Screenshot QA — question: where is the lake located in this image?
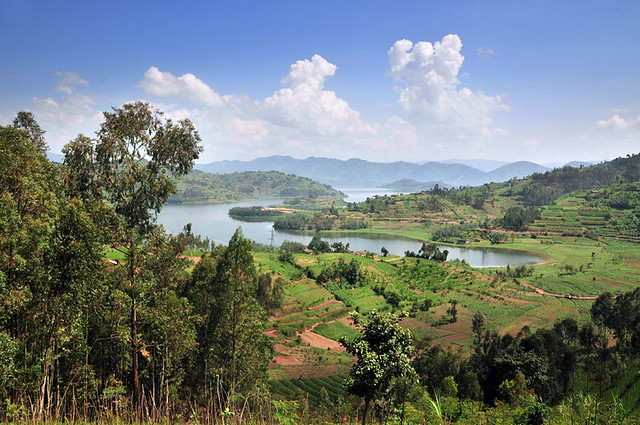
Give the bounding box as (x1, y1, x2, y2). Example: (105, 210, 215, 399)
(156, 195, 542, 268)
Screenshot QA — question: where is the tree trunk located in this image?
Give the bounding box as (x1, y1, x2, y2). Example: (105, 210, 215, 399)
(130, 240, 140, 423)
(38, 315, 56, 420)
(132, 296, 140, 423)
(362, 399, 370, 425)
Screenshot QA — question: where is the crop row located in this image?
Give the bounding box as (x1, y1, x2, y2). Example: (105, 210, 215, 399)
(268, 375, 348, 402)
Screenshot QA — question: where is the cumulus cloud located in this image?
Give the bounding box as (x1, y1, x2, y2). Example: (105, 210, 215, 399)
(262, 54, 362, 135)
(596, 114, 639, 130)
(137, 67, 223, 107)
(387, 35, 506, 132)
(137, 56, 418, 161)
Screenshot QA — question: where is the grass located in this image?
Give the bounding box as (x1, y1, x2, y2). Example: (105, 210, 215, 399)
(268, 375, 348, 402)
(254, 186, 640, 385)
(313, 321, 361, 342)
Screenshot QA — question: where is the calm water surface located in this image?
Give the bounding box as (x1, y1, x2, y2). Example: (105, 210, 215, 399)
(157, 192, 541, 268)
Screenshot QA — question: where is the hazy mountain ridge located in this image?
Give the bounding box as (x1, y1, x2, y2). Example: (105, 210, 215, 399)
(381, 179, 451, 192)
(489, 161, 550, 181)
(47, 151, 590, 188)
(195, 156, 556, 187)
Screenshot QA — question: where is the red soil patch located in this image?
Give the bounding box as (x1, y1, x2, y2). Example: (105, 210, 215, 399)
(339, 316, 356, 328)
(272, 355, 303, 366)
(298, 330, 346, 352)
(273, 343, 290, 354)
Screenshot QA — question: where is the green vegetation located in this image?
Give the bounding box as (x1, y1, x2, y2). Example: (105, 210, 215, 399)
(6, 108, 640, 423)
(170, 169, 344, 204)
(228, 205, 285, 221)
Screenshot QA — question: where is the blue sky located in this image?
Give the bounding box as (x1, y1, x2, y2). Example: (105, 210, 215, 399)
(1, 0, 639, 164)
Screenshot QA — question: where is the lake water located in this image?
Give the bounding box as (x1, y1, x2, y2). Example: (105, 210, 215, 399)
(156, 193, 541, 268)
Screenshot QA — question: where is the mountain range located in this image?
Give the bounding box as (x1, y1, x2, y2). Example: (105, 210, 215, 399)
(46, 151, 594, 189)
(194, 156, 592, 188)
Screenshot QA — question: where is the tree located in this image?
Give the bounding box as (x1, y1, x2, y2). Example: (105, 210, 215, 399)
(61, 134, 101, 202)
(64, 101, 202, 420)
(340, 310, 417, 425)
(0, 125, 60, 415)
(12, 111, 47, 153)
(308, 236, 331, 253)
(207, 229, 271, 406)
(139, 229, 198, 417)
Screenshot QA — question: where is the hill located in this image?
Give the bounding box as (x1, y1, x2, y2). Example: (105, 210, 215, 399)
(381, 178, 451, 192)
(488, 160, 550, 180)
(169, 169, 344, 204)
(438, 158, 509, 172)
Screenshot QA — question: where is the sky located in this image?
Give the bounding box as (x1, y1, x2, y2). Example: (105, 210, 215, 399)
(1, 0, 639, 165)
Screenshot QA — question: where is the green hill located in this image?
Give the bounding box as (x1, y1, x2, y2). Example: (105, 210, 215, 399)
(169, 169, 345, 204)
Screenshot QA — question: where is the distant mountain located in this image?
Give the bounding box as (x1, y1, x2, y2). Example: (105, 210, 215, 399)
(46, 152, 64, 163)
(563, 161, 595, 168)
(196, 156, 496, 187)
(195, 156, 555, 188)
(488, 161, 550, 181)
(381, 179, 451, 192)
(438, 158, 509, 172)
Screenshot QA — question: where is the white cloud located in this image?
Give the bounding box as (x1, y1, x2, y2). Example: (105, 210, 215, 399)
(281, 54, 336, 90)
(595, 114, 639, 130)
(387, 35, 507, 132)
(137, 67, 223, 107)
(262, 54, 362, 136)
(477, 47, 494, 57)
(32, 72, 102, 152)
(228, 118, 270, 141)
(55, 71, 88, 95)
(138, 57, 418, 162)
(134, 40, 513, 162)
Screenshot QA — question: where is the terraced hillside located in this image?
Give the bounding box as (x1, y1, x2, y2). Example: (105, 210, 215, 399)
(253, 249, 600, 391)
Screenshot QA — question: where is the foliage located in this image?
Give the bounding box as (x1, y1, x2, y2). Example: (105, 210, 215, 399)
(12, 110, 47, 153)
(317, 258, 367, 287)
(308, 236, 332, 253)
(190, 228, 272, 403)
(500, 206, 541, 231)
(405, 242, 449, 262)
(340, 310, 417, 425)
(228, 206, 284, 221)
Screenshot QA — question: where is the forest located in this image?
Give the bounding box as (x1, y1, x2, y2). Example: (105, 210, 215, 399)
(4, 104, 640, 425)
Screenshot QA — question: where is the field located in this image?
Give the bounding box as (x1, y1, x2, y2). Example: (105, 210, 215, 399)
(253, 182, 640, 407)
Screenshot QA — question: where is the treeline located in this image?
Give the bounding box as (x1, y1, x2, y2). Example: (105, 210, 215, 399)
(0, 106, 282, 423)
(273, 211, 368, 231)
(228, 206, 284, 221)
(333, 288, 640, 425)
(515, 155, 640, 207)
